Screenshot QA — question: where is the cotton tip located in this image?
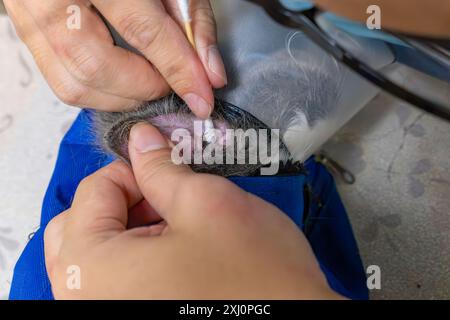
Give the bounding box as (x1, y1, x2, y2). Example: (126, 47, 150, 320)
(204, 118, 217, 144)
(177, 0, 191, 22)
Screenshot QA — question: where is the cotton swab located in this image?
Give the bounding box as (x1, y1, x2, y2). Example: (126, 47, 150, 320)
(177, 0, 196, 48)
(177, 0, 217, 144)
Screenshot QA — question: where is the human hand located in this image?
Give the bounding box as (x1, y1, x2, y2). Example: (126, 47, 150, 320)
(4, 0, 227, 118)
(44, 122, 340, 299)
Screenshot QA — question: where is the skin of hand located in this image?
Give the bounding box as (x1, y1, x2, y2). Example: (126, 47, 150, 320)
(44, 122, 342, 300)
(314, 0, 450, 39)
(4, 0, 227, 119)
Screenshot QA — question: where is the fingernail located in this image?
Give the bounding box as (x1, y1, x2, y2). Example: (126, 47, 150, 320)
(207, 46, 228, 85)
(129, 123, 168, 153)
(183, 93, 212, 119)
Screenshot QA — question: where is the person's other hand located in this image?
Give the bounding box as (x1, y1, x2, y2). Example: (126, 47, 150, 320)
(44, 122, 340, 299)
(314, 0, 450, 39)
(4, 0, 227, 118)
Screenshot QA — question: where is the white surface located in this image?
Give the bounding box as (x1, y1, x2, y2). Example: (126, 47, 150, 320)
(0, 17, 78, 299)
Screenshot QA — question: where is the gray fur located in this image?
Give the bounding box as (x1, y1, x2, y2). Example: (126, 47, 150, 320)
(92, 49, 343, 177)
(93, 95, 299, 177)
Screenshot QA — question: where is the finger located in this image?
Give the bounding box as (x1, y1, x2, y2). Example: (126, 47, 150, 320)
(27, 19, 140, 109)
(44, 211, 69, 277)
(70, 161, 143, 241)
(3, 0, 30, 41)
(8, 0, 144, 110)
(24, 0, 170, 104)
(165, 0, 227, 88)
(91, 0, 215, 119)
(128, 122, 193, 225)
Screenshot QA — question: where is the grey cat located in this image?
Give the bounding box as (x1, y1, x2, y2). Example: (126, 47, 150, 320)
(94, 94, 299, 177)
(93, 50, 339, 177)
(94, 1, 379, 177)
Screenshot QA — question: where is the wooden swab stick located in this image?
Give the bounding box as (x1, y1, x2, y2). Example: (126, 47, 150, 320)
(184, 21, 196, 49)
(177, 0, 196, 47)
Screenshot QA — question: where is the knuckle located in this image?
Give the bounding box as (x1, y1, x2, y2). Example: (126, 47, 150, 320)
(53, 80, 87, 106)
(65, 45, 105, 84)
(75, 175, 106, 204)
(78, 171, 108, 193)
(107, 160, 129, 174)
(193, 6, 217, 45)
(194, 5, 217, 29)
(118, 12, 166, 51)
(164, 64, 194, 92)
(156, 49, 194, 92)
(77, 175, 94, 192)
(38, 13, 58, 31)
(45, 213, 64, 240)
(144, 81, 170, 100)
(75, 162, 132, 204)
(98, 161, 131, 183)
(43, 212, 68, 277)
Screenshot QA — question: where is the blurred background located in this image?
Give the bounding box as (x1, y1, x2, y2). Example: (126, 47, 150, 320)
(0, 1, 449, 299)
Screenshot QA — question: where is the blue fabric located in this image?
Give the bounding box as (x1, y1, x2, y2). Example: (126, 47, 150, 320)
(9, 110, 368, 300)
(229, 175, 305, 230)
(302, 157, 368, 299)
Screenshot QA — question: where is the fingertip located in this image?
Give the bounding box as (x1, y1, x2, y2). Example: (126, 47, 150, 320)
(129, 122, 169, 155)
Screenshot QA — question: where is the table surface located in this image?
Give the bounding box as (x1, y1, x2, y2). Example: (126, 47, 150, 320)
(0, 15, 449, 300)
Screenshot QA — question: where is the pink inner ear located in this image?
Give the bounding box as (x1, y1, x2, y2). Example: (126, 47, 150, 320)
(119, 113, 230, 158)
(151, 113, 199, 138)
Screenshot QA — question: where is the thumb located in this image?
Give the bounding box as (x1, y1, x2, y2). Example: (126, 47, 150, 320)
(128, 122, 193, 225)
